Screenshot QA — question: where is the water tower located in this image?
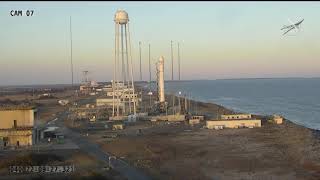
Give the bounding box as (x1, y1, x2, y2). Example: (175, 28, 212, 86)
(112, 9, 137, 117)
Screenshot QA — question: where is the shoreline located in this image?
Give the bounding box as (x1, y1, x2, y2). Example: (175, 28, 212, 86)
(137, 84, 320, 136)
(187, 95, 320, 137)
(195, 98, 320, 134)
(3, 84, 319, 179)
(195, 97, 320, 132)
(104, 85, 320, 179)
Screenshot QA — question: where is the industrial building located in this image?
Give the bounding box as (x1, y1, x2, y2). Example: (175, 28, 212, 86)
(189, 119, 200, 125)
(221, 114, 252, 120)
(191, 115, 204, 121)
(206, 119, 261, 129)
(96, 98, 122, 107)
(102, 84, 113, 92)
(78, 70, 102, 95)
(79, 81, 99, 94)
(272, 114, 283, 124)
(206, 114, 261, 129)
(0, 106, 37, 147)
(112, 124, 124, 130)
(151, 114, 186, 122)
(69, 105, 109, 123)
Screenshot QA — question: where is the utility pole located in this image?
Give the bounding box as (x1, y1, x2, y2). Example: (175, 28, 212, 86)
(149, 92, 152, 109)
(32, 88, 35, 101)
(184, 94, 188, 113)
(139, 41, 142, 81)
(178, 91, 181, 114)
(171, 40, 174, 81)
(178, 95, 181, 114)
(195, 98, 198, 115)
(69, 16, 74, 88)
(166, 101, 168, 116)
(189, 94, 191, 114)
(188, 94, 191, 112)
(148, 44, 152, 107)
(178, 42, 181, 81)
(172, 93, 175, 115)
(149, 44, 151, 84)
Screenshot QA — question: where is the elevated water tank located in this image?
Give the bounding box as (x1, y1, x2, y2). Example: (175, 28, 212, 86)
(114, 9, 129, 24)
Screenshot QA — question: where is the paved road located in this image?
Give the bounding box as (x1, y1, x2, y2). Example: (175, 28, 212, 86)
(53, 103, 150, 180)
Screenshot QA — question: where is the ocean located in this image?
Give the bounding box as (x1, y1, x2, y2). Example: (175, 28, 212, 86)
(161, 78, 320, 130)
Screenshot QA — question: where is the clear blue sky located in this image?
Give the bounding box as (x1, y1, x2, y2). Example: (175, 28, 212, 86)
(1, 1, 320, 85)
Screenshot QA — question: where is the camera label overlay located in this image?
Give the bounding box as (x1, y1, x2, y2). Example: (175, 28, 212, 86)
(10, 10, 34, 16)
(9, 165, 75, 174)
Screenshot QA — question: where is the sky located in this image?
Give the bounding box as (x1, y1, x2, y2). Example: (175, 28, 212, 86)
(0, 1, 320, 85)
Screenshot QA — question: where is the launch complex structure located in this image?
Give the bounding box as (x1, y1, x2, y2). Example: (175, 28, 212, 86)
(110, 9, 171, 118)
(156, 56, 167, 112)
(112, 10, 137, 119)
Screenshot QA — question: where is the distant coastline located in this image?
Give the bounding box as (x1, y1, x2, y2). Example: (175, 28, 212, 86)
(2, 76, 320, 132)
(160, 79, 320, 131)
(179, 77, 320, 81)
(163, 88, 320, 133)
(213, 77, 320, 81)
(2, 77, 320, 87)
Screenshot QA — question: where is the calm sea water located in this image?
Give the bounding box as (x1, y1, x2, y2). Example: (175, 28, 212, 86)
(162, 78, 320, 130)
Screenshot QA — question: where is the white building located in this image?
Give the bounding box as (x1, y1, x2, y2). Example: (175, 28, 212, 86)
(221, 114, 252, 120)
(96, 98, 122, 107)
(206, 114, 261, 130)
(206, 119, 261, 129)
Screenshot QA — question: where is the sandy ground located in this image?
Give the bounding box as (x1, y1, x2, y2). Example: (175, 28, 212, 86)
(0, 88, 126, 179)
(94, 121, 320, 180)
(0, 90, 82, 126)
(90, 96, 320, 180)
(2, 85, 320, 179)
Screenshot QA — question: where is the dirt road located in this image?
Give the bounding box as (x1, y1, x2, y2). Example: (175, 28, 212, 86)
(52, 102, 150, 180)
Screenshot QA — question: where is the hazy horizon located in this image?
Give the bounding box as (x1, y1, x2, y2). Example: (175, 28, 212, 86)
(1, 1, 320, 86)
(1, 77, 320, 88)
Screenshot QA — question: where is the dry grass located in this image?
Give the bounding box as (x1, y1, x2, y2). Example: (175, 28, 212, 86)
(96, 118, 320, 180)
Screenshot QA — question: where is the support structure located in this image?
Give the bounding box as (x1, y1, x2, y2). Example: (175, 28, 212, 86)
(139, 41, 142, 81)
(69, 16, 74, 88)
(148, 44, 152, 107)
(178, 42, 181, 81)
(172, 93, 175, 115)
(171, 40, 174, 81)
(148, 44, 151, 84)
(184, 93, 188, 113)
(112, 9, 137, 118)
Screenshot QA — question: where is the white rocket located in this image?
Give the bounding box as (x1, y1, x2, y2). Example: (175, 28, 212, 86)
(157, 56, 165, 103)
